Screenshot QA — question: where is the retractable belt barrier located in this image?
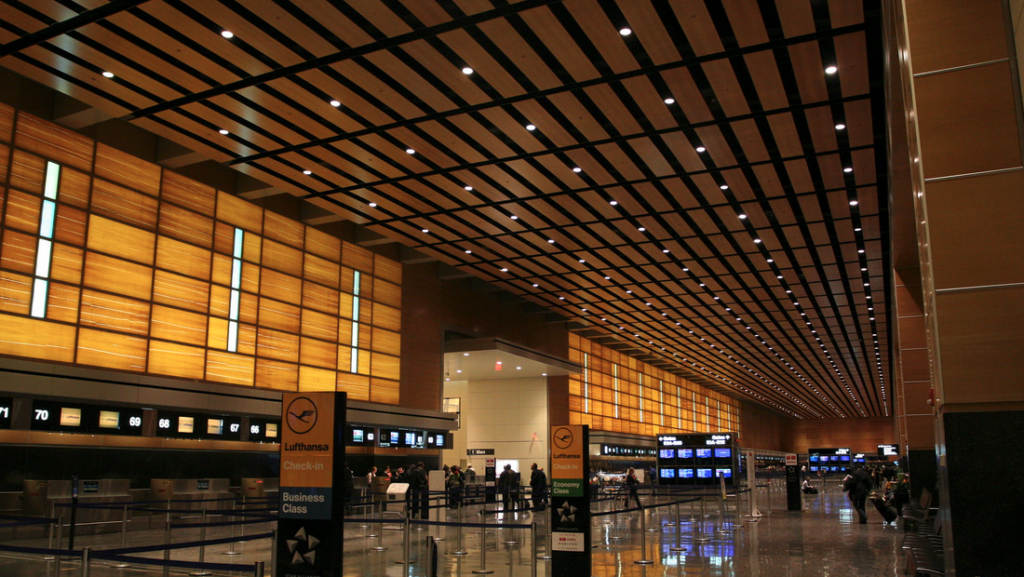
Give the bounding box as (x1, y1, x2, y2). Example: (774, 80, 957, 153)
(0, 543, 81, 556)
(89, 550, 262, 573)
(591, 496, 701, 518)
(91, 531, 272, 557)
(171, 516, 276, 529)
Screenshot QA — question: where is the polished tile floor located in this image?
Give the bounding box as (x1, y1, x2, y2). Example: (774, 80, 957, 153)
(0, 481, 903, 576)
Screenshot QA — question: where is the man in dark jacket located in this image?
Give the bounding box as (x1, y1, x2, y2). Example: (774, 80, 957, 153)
(529, 463, 547, 511)
(498, 464, 516, 511)
(408, 462, 429, 519)
(844, 466, 873, 524)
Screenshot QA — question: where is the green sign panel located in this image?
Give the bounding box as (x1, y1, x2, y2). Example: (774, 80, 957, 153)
(552, 479, 584, 497)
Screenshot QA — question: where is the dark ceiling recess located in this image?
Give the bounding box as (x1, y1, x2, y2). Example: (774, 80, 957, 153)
(0, 0, 890, 420)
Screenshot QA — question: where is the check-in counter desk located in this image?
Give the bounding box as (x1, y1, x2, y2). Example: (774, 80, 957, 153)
(19, 479, 132, 537)
(149, 478, 234, 512)
(240, 477, 279, 501)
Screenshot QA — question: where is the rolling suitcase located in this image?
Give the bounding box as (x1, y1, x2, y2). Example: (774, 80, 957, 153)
(871, 496, 898, 524)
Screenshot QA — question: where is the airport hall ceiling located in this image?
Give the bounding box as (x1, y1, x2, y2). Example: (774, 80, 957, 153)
(0, 0, 891, 420)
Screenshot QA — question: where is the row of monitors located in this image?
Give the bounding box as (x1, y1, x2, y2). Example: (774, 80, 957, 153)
(600, 445, 658, 457)
(658, 447, 733, 460)
(809, 466, 849, 472)
(348, 425, 451, 450)
(24, 399, 280, 442)
(809, 455, 850, 463)
(660, 467, 733, 479)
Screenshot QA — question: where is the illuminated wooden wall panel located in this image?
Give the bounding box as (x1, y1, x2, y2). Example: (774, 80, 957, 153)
(568, 334, 741, 437)
(0, 109, 402, 403)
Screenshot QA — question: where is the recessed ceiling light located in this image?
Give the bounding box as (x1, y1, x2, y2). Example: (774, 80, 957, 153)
(463, 353, 469, 356)
(610, 200, 618, 206)
(825, 65, 838, 74)
(720, 184, 729, 190)
(465, 250, 472, 254)
(767, 259, 774, 263)
(738, 214, 747, 219)
(330, 100, 341, 107)
(849, 200, 859, 206)
(406, 148, 416, 154)
(462, 67, 474, 75)
(626, 290, 632, 294)
(572, 167, 582, 173)
(510, 215, 518, 220)
(500, 268, 508, 272)
(619, 27, 632, 36)
(421, 229, 429, 233)
(753, 239, 762, 243)
(532, 284, 539, 287)
(219, 129, 229, 135)
(836, 123, 846, 130)
(547, 239, 555, 243)
(638, 227, 646, 232)
(368, 202, 377, 208)
(578, 259, 585, 263)
(303, 170, 312, 175)
(102, 71, 115, 78)
(559, 296, 564, 300)
(526, 124, 536, 131)
(695, 146, 706, 153)
(858, 249, 865, 254)
(604, 276, 610, 280)
(664, 97, 675, 105)
(844, 167, 853, 173)
(662, 249, 669, 253)
(855, 227, 863, 232)
(464, 186, 473, 191)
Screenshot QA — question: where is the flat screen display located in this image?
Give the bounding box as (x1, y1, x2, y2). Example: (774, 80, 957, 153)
(809, 455, 819, 462)
(660, 469, 675, 478)
(830, 466, 839, 472)
(60, 407, 82, 427)
(98, 410, 120, 429)
(352, 428, 364, 443)
(390, 431, 399, 444)
(809, 466, 819, 472)
(206, 419, 223, 435)
(404, 432, 416, 446)
(714, 448, 731, 459)
(679, 469, 694, 479)
(178, 416, 194, 434)
(840, 455, 850, 462)
(819, 456, 829, 462)
(697, 468, 713, 479)
(266, 423, 278, 439)
(716, 468, 733, 478)
(659, 449, 675, 459)
(678, 448, 694, 459)
(696, 448, 712, 459)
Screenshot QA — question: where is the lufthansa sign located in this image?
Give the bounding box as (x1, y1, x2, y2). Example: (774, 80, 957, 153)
(280, 392, 337, 520)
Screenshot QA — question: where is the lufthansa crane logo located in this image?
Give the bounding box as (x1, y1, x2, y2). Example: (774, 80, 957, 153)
(553, 427, 574, 450)
(286, 397, 318, 435)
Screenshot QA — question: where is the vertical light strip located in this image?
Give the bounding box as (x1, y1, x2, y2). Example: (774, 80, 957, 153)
(582, 353, 590, 413)
(612, 364, 619, 418)
(638, 373, 644, 423)
(677, 388, 682, 428)
(350, 271, 361, 373)
(227, 228, 243, 352)
(659, 380, 664, 426)
(706, 398, 711, 431)
(692, 391, 698, 430)
(30, 162, 61, 318)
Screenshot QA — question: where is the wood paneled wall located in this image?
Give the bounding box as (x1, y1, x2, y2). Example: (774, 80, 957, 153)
(739, 401, 785, 452)
(0, 105, 402, 403)
(783, 417, 895, 454)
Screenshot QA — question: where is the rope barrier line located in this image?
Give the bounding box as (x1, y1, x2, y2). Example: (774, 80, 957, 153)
(0, 543, 82, 556)
(411, 519, 533, 530)
(591, 497, 701, 518)
(89, 552, 252, 572)
(0, 518, 56, 529)
(171, 516, 276, 529)
(92, 531, 273, 556)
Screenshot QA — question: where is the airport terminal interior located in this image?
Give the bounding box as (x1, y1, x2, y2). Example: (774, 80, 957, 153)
(0, 0, 1021, 576)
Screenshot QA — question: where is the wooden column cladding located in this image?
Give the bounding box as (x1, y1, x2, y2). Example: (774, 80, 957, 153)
(0, 105, 401, 403)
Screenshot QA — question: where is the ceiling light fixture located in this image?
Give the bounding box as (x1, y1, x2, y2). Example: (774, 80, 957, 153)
(462, 67, 474, 75)
(547, 239, 555, 244)
(330, 100, 341, 107)
(572, 167, 582, 173)
(221, 30, 234, 39)
(844, 167, 853, 173)
(619, 27, 632, 36)
(303, 170, 312, 175)
(368, 202, 377, 208)
(102, 71, 115, 78)
(738, 214, 747, 219)
(219, 129, 229, 135)
(720, 184, 729, 190)
(526, 124, 536, 131)
(421, 229, 429, 233)
(510, 215, 519, 220)
(664, 97, 675, 104)
(825, 65, 838, 74)
(464, 186, 473, 191)
(500, 268, 508, 272)
(610, 200, 618, 206)
(849, 200, 859, 206)
(754, 239, 762, 244)
(406, 148, 416, 154)
(696, 146, 706, 153)
(836, 123, 846, 130)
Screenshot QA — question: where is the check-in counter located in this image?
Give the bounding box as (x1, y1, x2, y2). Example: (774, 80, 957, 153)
(240, 477, 279, 500)
(30, 479, 132, 537)
(150, 479, 233, 511)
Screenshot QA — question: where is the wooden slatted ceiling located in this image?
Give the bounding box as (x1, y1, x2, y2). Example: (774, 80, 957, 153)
(0, 0, 891, 420)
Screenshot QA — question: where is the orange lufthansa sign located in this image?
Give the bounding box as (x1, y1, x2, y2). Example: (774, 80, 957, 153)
(551, 425, 585, 480)
(281, 392, 336, 489)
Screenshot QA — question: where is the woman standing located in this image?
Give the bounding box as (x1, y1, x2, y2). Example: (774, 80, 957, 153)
(624, 468, 641, 509)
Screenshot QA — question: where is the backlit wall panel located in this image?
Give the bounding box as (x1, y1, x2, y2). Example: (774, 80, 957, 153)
(569, 334, 740, 437)
(0, 105, 401, 403)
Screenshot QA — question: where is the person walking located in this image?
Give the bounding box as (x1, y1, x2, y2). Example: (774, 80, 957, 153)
(448, 465, 465, 509)
(408, 462, 429, 519)
(498, 464, 516, 511)
(529, 463, 547, 511)
(843, 465, 873, 524)
(624, 468, 641, 509)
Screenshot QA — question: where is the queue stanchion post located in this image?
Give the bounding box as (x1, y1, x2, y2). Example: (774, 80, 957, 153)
(188, 508, 212, 576)
(507, 535, 514, 577)
(452, 503, 467, 556)
(395, 510, 411, 567)
(633, 505, 653, 565)
(112, 504, 131, 568)
(270, 529, 278, 576)
(669, 501, 686, 553)
(530, 522, 539, 577)
(162, 520, 172, 577)
(52, 516, 63, 577)
(253, 560, 264, 577)
(693, 497, 710, 543)
(224, 499, 240, 555)
(370, 502, 388, 552)
(45, 503, 56, 561)
(472, 511, 493, 574)
(80, 547, 90, 577)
